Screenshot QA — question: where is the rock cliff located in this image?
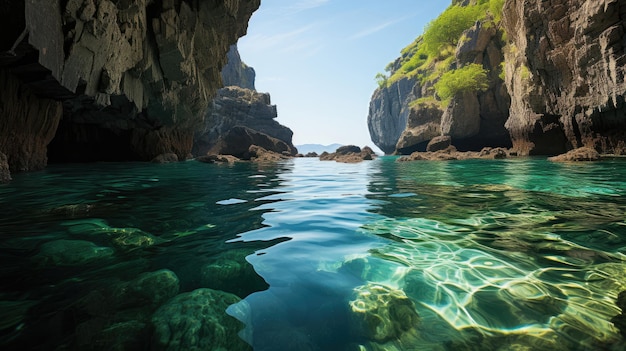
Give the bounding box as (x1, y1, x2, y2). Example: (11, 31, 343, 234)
(0, 0, 260, 171)
(193, 45, 297, 158)
(502, 0, 626, 155)
(369, 0, 626, 156)
(368, 2, 511, 155)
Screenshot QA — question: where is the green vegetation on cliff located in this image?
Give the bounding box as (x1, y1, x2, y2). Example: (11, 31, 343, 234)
(434, 63, 489, 103)
(375, 0, 505, 104)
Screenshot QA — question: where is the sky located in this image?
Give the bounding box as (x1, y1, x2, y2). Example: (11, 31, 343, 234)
(238, 0, 451, 151)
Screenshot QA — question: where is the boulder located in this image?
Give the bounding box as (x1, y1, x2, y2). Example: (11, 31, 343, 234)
(320, 145, 376, 163)
(36, 239, 114, 266)
(151, 288, 250, 351)
(208, 126, 295, 159)
(548, 147, 601, 162)
(426, 136, 452, 152)
(349, 283, 420, 342)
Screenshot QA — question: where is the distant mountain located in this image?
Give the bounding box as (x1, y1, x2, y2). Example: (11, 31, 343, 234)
(296, 143, 343, 154)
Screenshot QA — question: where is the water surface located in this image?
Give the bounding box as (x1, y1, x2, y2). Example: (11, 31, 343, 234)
(1, 157, 626, 350)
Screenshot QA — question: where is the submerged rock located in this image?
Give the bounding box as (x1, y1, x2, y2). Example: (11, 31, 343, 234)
(200, 249, 268, 298)
(36, 239, 114, 266)
(117, 269, 180, 308)
(151, 288, 250, 351)
(349, 283, 420, 342)
(548, 147, 601, 162)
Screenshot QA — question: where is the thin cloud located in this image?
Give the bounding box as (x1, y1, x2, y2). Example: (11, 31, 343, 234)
(243, 24, 317, 51)
(348, 14, 417, 40)
(287, 0, 331, 13)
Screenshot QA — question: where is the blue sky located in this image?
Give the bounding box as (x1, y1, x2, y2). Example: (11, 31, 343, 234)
(238, 0, 451, 151)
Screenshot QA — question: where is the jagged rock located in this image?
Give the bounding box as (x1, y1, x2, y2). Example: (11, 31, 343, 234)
(151, 288, 250, 351)
(396, 101, 443, 154)
(304, 152, 318, 157)
(1, 0, 260, 166)
(208, 126, 295, 159)
(221, 45, 255, 90)
(398, 146, 511, 162)
(0, 70, 63, 172)
(0, 152, 11, 183)
(441, 91, 481, 139)
(320, 145, 376, 163)
(368, 77, 419, 154)
(36, 239, 114, 266)
(195, 154, 240, 164)
(502, 0, 626, 155)
(426, 135, 452, 152)
(548, 147, 601, 162)
(349, 283, 420, 342)
(336, 145, 362, 155)
(194, 85, 296, 157)
(247, 145, 289, 162)
(369, 12, 510, 155)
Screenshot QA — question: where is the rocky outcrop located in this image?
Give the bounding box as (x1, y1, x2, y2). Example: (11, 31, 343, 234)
(221, 45, 256, 90)
(207, 126, 295, 159)
(194, 86, 296, 157)
(1, 0, 260, 168)
(193, 45, 297, 158)
(502, 0, 626, 155)
(319, 145, 376, 163)
(0, 70, 63, 172)
(368, 77, 418, 154)
(368, 15, 511, 155)
(548, 147, 601, 162)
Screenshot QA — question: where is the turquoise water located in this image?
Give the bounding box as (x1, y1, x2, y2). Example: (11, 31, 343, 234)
(2, 157, 626, 350)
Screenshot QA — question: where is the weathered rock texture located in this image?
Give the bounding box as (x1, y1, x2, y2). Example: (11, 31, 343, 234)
(502, 0, 626, 155)
(368, 77, 418, 154)
(0, 0, 260, 168)
(193, 45, 297, 157)
(368, 17, 511, 155)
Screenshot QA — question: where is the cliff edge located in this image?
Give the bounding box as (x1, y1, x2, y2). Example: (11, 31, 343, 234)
(0, 0, 259, 171)
(369, 0, 626, 156)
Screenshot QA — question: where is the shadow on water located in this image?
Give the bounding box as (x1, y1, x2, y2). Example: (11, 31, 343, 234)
(0, 160, 292, 350)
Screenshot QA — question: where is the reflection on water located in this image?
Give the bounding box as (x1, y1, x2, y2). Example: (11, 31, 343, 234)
(1, 157, 626, 350)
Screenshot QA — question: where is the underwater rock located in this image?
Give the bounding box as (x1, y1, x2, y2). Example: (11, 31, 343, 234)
(101, 227, 164, 251)
(548, 147, 601, 162)
(349, 283, 420, 342)
(151, 288, 250, 351)
(116, 269, 180, 308)
(611, 291, 626, 337)
(200, 249, 268, 298)
(49, 203, 95, 218)
(36, 239, 114, 266)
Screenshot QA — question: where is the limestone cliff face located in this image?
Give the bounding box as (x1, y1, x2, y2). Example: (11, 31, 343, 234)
(0, 0, 259, 170)
(193, 45, 297, 158)
(367, 77, 418, 155)
(368, 14, 511, 155)
(502, 0, 626, 155)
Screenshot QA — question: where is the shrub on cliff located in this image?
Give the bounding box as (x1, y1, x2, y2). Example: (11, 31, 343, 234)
(421, 4, 484, 57)
(434, 63, 489, 102)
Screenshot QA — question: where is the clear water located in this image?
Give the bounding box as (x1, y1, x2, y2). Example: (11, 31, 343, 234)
(2, 157, 626, 350)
